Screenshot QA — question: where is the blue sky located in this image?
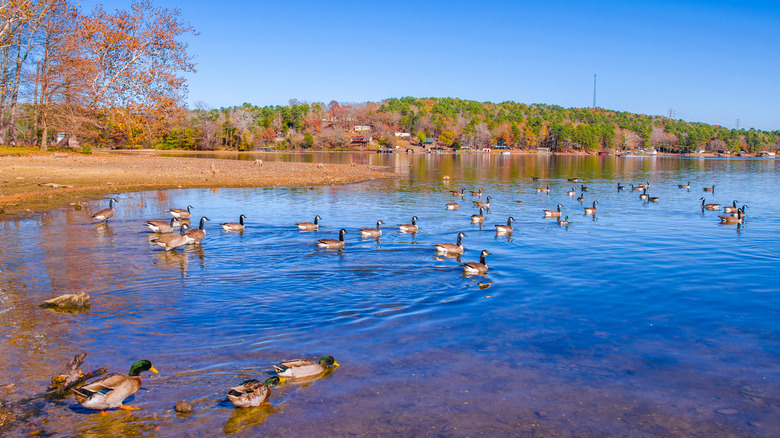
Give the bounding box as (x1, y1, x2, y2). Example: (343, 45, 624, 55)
(83, 1, 779, 131)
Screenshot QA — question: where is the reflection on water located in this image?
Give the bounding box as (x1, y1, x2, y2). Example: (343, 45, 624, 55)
(1, 153, 780, 436)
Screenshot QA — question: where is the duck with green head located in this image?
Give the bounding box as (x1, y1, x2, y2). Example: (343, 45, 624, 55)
(274, 356, 339, 379)
(72, 360, 158, 413)
(227, 376, 285, 408)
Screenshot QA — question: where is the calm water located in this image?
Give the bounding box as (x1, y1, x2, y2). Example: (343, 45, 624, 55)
(1, 153, 779, 437)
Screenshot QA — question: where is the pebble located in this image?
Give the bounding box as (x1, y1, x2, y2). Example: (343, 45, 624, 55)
(175, 400, 193, 414)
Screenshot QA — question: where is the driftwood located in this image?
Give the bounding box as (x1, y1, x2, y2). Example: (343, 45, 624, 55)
(47, 353, 107, 397)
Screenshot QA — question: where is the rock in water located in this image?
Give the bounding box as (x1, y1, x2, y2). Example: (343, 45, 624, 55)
(39, 291, 90, 310)
(175, 400, 193, 414)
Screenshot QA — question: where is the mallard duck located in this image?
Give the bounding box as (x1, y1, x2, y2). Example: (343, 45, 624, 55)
(398, 216, 419, 233)
(296, 215, 321, 231)
(584, 200, 598, 215)
(703, 185, 715, 192)
(360, 220, 384, 238)
(700, 197, 720, 210)
(184, 216, 210, 244)
(471, 208, 485, 224)
(462, 249, 491, 276)
(145, 218, 176, 233)
(723, 200, 739, 214)
(473, 196, 491, 209)
(434, 232, 466, 255)
(169, 205, 193, 219)
(678, 181, 690, 189)
(72, 360, 158, 413)
(317, 228, 347, 249)
(558, 216, 570, 226)
(221, 214, 246, 231)
(227, 376, 284, 408)
(151, 224, 190, 251)
(274, 356, 339, 379)
(536, 185, 550, 193)
(445, 202, 460, 210)
(91, 198, 118, 223)
(543, 204, 562, 217)
(495, 217, 514, 234)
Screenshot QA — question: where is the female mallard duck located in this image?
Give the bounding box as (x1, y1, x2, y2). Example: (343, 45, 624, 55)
(317, 228, 347, 249)
(536, 185, 550, 193)
(221, 214, 246, 232)
(145, 218, 176, 233)
(584, 200, 598, 215)
(471, 208, 485, 224)
(227, 376, 284, 408)
(360, 220, 384, 238)
(184, 216, 210, 244)
(169, 205, 193, 219)
(151, 224, 190, 251)
(723, 200, 739, 214)
(700, 197, 720, 210)
(719, 208, 744, 224)
(91, 198, 118, 223)
(495, 217, 514, 234)
(703, 185, 715, 192)
(639, 188, 649, 201)
(470, 188, 483, 197)
(72, 360, 158, 413)
(543, 204, 562, 217)
(274, 356, 339, 379)
(445, 202, 460, 210)
(473, 196, 491, 209)
(296, 215, 321, 231)
(567, 187, 576, 197)
(450, 187, 465, 197)
(434, 232, 466, 255)
(398, 216, 419, 233)
(557, 216, 570, 226)
(678, 181, 691, 189)
(462, 249, 491, 276)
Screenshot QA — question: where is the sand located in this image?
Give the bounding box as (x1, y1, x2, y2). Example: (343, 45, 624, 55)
(0, 151, 400, 218)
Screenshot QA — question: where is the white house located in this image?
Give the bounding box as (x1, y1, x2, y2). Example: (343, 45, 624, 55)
(394, 132, 411, 138)
(354, 125, 371, 131)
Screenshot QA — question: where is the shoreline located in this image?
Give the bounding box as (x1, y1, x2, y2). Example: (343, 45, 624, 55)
(0, 151, 400, 220)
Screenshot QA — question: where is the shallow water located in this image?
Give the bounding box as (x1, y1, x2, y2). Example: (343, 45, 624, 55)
(1, 153, 779, 437)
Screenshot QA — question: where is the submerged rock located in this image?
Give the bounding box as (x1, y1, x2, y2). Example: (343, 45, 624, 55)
(175, 400, 193, 414)
(39, 291, 91, 311)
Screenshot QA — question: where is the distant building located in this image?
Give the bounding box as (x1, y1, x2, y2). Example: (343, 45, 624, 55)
(394, 132, 411, 138)
(354, 125, 371, 131)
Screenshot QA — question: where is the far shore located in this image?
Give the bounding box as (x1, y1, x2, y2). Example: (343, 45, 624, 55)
(0, 150, 400, 220)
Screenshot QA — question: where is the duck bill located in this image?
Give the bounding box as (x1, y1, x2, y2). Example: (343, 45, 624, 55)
(333, 362, 341, 368)
(150, 366, 159, 374)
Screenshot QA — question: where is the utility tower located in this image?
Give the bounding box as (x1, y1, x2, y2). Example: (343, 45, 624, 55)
(592, 74, 597, 108)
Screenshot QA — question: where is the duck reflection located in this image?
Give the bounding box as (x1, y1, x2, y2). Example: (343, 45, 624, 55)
(223, 403, 281, 435)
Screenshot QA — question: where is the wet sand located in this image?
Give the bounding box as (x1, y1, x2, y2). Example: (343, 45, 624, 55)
(0, 151, 399, 218)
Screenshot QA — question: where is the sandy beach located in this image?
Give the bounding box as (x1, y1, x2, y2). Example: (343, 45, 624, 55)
(0, 151, 399, 218)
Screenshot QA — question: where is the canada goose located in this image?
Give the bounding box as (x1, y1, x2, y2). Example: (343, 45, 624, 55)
(719, 208, 744, 224)
(584, 200, 598, 215)
(678, 181, 691, 189)
(445, 202, 460, 210)
(145, 218, 176, 233)
(398, 216, 419, 233)
(274, 356, 339, 379)
(495, 217, 514, 234)
(91, 198, 118, 222)
(227, 376, 284, 408)
(703, 185, 715, 192)
(184, 216, 210, 244)
(434, 232, 466, 254)
(580, 184, 589, 192)
(296, 215, 322, 231)
(734, 205, 748, 218)
(360, 220, 384, 238)
(631, 184, 644, 191)
(151, 224, 190, 251)
(536, 185, 550, 193)
(567, 177, 581, 182)
(557, 215, 570, 226)
(531, 176, 539, 181)
(638, 181, 650, 188)
(470, 188, 483, 197)
(169, 205, 193, 219)
(723, 200, 739, 214)
(221, 214, 246, 231)
(471, 208, 485, 224)
(639, 188, 649, 201)
(462, 249, 491, 276)
(649, 196, 659, 203)
(617, 183, 626, 191)
(576, 194, 585, 202)
(317, 228, 347, 249)
(544, 204, 562, 217)
(450, 187, 465, 197)
(72, 360, 158, 413)
(567, 187, 576, 197)
(473, 196, 491, 209)
(700, 198, 720, 210)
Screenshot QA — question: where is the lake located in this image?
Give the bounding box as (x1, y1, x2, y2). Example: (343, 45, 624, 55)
(1, 152, 779, 437)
